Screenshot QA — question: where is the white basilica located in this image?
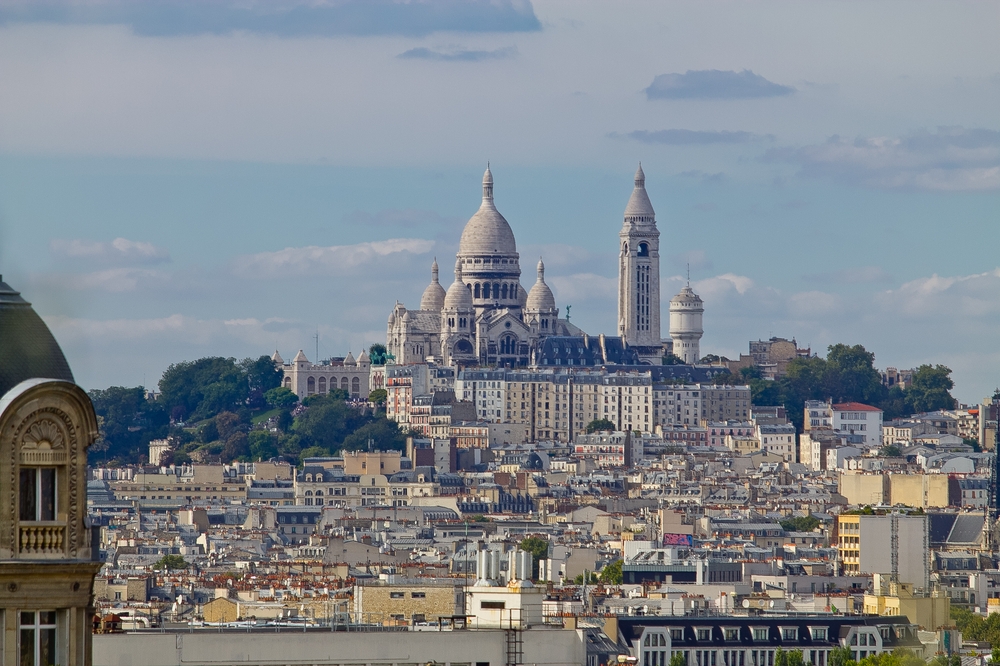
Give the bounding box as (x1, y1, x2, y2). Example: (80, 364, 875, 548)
(386, 165, 704, 368)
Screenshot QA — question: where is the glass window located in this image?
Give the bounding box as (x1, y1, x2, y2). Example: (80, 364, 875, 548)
(20, 611, 57, 666)
(20, 469, 56, 521)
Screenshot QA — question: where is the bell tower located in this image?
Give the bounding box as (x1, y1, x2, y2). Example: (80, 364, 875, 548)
(618, 164, 663, 364)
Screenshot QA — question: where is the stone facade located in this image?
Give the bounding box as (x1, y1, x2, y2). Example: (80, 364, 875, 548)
(353, 581, 464, 624)
(387, 169, 585, 368)
(618, 165, 664, 364)
(276, 349, 371, 400)
(0, 379, 103, 666)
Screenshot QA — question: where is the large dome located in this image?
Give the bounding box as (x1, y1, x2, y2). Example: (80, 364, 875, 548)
(0, 276, 74, 399)
(458, 167, 517, 256)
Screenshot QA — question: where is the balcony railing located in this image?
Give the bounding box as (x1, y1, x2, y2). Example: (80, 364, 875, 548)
(19, 524, 65, 555)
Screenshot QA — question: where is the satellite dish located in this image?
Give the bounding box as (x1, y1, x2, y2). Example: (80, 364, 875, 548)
(769, 600, 775, 608)
(742, 600, 750, 608)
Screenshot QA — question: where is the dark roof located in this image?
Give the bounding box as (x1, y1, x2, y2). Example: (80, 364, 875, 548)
(535, 336, 639, 367)
(0, 277, 74, 399)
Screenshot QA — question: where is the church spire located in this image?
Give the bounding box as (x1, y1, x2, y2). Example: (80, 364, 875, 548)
(536, 257, 545, 282)
(432, 257, 440, 283)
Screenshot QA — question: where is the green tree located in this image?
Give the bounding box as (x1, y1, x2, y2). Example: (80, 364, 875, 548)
(240, 355, 283, 409)
(828, 646, 854, 666)
(785, 650, 805, 666)
(906, 364, 957, 413)
(880, 445, 902, 458)
(154, 554, 188, 570)
(586, 418, 616, 433)
(670, 654, 688, 666)
(159, 357, 248, 422)
(264, 387, 298, 410)
(87, 386, 169, 463)
(826, 343, 884, 404)
(518, 536, 549, 580)
(780, 515, 820, 532)
(341, 418, 407, 452)
(991, 646, 1000, 664)
(248, 431, 279, 461)
(774, 648, 788, 666)
(599, 559, 623, 585)
(368, 389, 388, 406)
(662, 353, 685, 365)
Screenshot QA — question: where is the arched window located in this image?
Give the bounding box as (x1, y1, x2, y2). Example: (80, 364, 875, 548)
(318, 377, 326, 393)
(307, 376, 315, 395)
(341, 377, 349, 391)
(500, 335, 517, 355)
(314, 490, 323, 496)
(493, 283, 500, 299)
(283, 377, 291, 389)
(483, 283, 491, 299)
(305, 490, 313, 496)
(638, 242, 649, 257)
(459, 317, 467, 328)
(352, 377, 360, 395)
(541, 319, 548, 329)
(501, 283, 509, 299)
(455, 339, 474, 354)
(474, 283, 481, 298)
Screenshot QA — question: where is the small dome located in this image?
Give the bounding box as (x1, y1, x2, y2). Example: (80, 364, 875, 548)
(0, 276, 74, 399)
(293, 349, 309, 363)
(444, 259, 474, 311)
(343, 351, 356, 366)
(419, 258, 446, 312)
(671, 284, 703, 305)
(623, 163, 656, 221)
(458, 167, 517, 256)
(271, 349, 284, 364)
(358, 350, 370, 364)
(526, 258, 556, 312)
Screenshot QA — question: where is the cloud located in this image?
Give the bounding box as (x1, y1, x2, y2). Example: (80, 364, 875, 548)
(766, 126, 1000, 191)
(645, 70, 794, 100)
(398, 46, 517, 62)
(622, 129, 767, 145)
(50, 237, 170, 265)
(802, 266, 893, 285)
(877, 268, 1000, 319)
(787, 290, 843, 317)
(0, 0, 542, 37)
(232, 238, 435, 278)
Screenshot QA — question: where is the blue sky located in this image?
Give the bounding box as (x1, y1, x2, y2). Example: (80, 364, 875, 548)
(0, 0, 998, 403)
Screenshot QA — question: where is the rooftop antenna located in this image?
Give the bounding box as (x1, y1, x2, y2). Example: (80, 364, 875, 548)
(314, 330, 319, 363)
(686, 263, 690, 287)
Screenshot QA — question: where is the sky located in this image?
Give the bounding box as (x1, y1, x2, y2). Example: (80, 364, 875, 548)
(0, 0, 998, 403)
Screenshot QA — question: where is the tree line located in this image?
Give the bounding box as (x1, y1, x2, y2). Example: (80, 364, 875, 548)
(88, 351, 406, 466)
(709, 344, 957, 432)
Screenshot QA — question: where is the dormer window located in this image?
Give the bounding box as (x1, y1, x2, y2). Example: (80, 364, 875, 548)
(780, 627, 798, 641)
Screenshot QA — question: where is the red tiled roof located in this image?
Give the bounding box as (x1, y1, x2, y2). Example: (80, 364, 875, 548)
(832, 402, 882, 412)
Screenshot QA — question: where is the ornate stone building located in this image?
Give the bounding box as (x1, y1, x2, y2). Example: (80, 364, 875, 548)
(387, 167, 584, 367)
(386, 165, 705, 369)
(274, 349, 372, 400)
(0, 276, 102, 666)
